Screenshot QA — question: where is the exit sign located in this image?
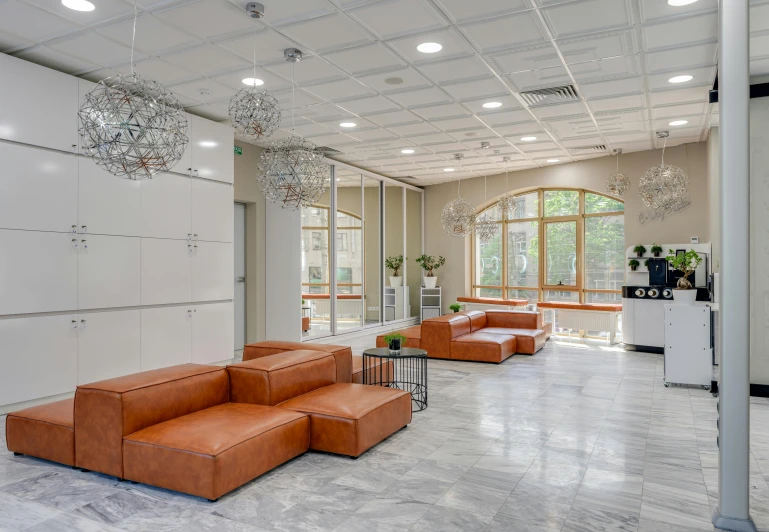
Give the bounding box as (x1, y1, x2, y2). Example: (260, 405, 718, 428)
(234, 146, 242, 156)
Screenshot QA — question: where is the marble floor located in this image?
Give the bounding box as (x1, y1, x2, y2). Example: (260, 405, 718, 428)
(3, 335, 769, 532)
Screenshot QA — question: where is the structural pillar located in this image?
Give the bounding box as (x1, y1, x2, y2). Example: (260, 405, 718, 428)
(714, 0, 756, 531)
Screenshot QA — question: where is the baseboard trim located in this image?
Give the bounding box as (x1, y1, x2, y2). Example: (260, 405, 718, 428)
(712, 509, 758, 532)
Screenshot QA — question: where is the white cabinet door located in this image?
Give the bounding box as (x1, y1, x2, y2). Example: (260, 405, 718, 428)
(77, 310, 141, 385)
(141, 306, 192, 371)
(0, 54, 78, 151)
(0, 314, 78, 406)
(189, 115, 234, 184)
(79, 157, 142, 237)
(141, 238, 191, 305)
(79, 235, 140, 310)
(140, 173, 191, 239)
(192, 241, 234, 302)
(191, 179, 234, 242)
(0, 230, 78, 315)
(0, 143, 78, 233)
(168, 112, 193, 176)
(192, 302, 234, 364)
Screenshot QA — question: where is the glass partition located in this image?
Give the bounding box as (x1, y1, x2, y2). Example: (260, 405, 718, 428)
(301, 184, 331, 338)
(335, 170, 363, 332)
(384, 184, 405, 321)
(406, 189, 422, 319)
(363, 177, 381, 326)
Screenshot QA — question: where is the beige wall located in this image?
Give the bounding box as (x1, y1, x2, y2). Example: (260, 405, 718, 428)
(708, 127, 721, 273)
(424, 142, 710, 311)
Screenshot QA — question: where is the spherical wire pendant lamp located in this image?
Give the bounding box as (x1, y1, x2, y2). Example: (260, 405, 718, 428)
(441, 154, 476, 238)
(497, 157, 515, 218)
(475, 174, 499, 242)
(78, 0, 188, 180)
(256, 49, 328, 210)
(606, 149, 630, 197)
(638, 133, 689, 209)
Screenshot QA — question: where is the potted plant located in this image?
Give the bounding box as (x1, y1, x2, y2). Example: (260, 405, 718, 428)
(666, 249, 703, 305)
(385, 255, 405, 287)
(651, 244, 663, 257)
(449, 303, 461, 313)
(383, 332, 407, 353)
(415, 254, 446, 289)
(633, 245, 647, 258)
(628, 259, 639, 271)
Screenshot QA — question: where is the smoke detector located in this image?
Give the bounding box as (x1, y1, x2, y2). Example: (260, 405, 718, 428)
(284, 48, 303, 62)
(656, 131, 670, 139)
(480, 141, 491, 149)
(245, 2, 264, 18)
(454, 153, 464, 161)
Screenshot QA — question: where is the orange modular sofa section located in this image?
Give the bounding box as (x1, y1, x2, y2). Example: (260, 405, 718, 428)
(374, 325, 422, 349)
(243, 340, 352, 384)
(5, 399, 75, 466)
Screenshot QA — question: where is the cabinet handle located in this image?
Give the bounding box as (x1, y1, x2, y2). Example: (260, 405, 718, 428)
(72, 238, 78, 249)
(72, 320, 78, 329)
(80, 319, 86, 329)
(71, 225, 77, 234)
(80, 225, 87, 234)
(81, 239, 88, 249)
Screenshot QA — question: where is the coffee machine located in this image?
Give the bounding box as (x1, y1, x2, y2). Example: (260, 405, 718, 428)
(647, 258, 667, 286)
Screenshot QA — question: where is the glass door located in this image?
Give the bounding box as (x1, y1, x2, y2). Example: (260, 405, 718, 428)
(335, 170, 364, 333)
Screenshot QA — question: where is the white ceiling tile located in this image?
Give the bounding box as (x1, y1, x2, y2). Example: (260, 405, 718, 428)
(580, 76, 644, 99)
(258, 0, 333, 27)
(364, 108, 421, 126)
(558, 30, 634, 64)
(164, 44, 250, 75)
(96, 14, 198, 55)
(358, 67, 431, 93)
(644, 43, 717, 73)
(447, 129, 492, 141)
(653, 116, 704, 130)
(349, 0, 445, 39)
(517, 140, 558, 152)
(435, 0, 529, 24)
(495, 122, 544, 136)
(23, 0, 134, 25)
(611, 140, 653, 152)
(266, 55, 346, 85)
(542, 0, 630, 38)
(285, 122, 334, 137)
(320, 117, 378, 131)
(323, 42, 405, 75)
(387, 86, 452, 108)
(386, 27, 475, 63)
(488, 43, 560, 74)
(570, 54, 639, 83)
(475, 108, 531, 126)
(531, 102, 587, 119)
(14, 44, 98, 74)
(411, 102, 471, 120)
(0, 0, 82, 43)
(642, 12, 717, 52)
(306, 77, 376, 101)
(461, 11, 546, 52)
(441, 76, 508, 101)
(0, 32, 34, 52)
(649, 86, 710, 107)
(169, 78, 233, 103)
(212, 66, 290, 91)
(306, 132, 360, 146)
(464, 95, 522, 114)
(298, 103, 357, 121)
(187, 103, 229, 121)
(49, 32, 140, 67)
(431, 116, 482, 131)
(639, 0, 717, 24)
(155, 0, 260, 39)
(387, 121, 439, 136)
(651, 102, 706, 119)
(418, 55, 492, 83)
(216, 30, 302, 65)
(587, 94, 645, 113)
(122, 57, 197, 85)
(272, 87, 324, 108)
(279, 13, 374, 53)
(509, 65, 570, 91)
(337, 94, 401, 114)
(647, 66, 715, 90)
(347, 128, 399, 141)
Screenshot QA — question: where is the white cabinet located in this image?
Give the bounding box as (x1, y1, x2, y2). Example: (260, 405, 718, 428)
(141, 238, 191, 305)
(78, 235, 140, 310)
(77, 310, 141, 385)
(0, 314, 78, 406)
(664, 304, 712, 387)
(141, 306, 192, 371)
(191, 179, 234, 242)
(79, 158, 142, 237)
(192, 302, 234, 364)
(0, 53, 79, 152)
(188, 115, 234, 184)
(169, 112, 192, 176)
(0, 230, 78, 315)
(140, 173, 191, 240)
(192, 241, 234, 302)
(0, 143, 78, 233)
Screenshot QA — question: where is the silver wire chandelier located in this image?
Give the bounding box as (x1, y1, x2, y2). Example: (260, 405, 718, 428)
(606, 149, 630, 197)
(229, 8, 281, 141)
(497, 157, 516, 218)
(475, 175, 499, 242)
(441, 154, 476, 238)
(256, 48, 328, 210)
(78, 0, 187, 180)
(638, 132, 689, 209)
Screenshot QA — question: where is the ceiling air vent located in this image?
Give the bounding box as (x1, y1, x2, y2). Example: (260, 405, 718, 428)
(568, 145, 607, 154)
(519, 84, 579, 106)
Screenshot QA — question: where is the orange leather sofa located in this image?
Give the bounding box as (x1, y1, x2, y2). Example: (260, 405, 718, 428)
(374, 325, 422, 349)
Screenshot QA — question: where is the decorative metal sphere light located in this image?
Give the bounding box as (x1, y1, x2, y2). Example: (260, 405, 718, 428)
(475, 160, 499, 242)
(638, 132, 689, 209)
(606, 149, 630, 197)
(441, 154, 476, 238)
(497, 157, 516, 218)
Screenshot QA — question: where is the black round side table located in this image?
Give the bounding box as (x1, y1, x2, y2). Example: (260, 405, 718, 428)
(361, 347, 427, 412)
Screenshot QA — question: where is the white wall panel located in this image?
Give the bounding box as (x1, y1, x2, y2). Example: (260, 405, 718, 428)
(78, 235, 140, 310)
(0, 314, 78, 406)
(190, 115, 234, 184)
(0, 230, 78, 315)
(191, 179, 234, 242)
(141, 306, 192, 371)
(192, 302, 234, 364)
(77, 310, 141, 385)
(266, 202, 301, 341)
(140, 173, 191, 240)
(192, 241, 234, 302)
(78, 158, 142, 237)
(0, 143, 78, 233)
(141, 238, 191, 305)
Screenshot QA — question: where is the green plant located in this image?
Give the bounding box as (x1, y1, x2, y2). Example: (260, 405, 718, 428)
(385, 255, 405, 276)
(666, 249, 703, 289)
(301, 298, 305, 305)
(415, 254, 446, 277)
(628, 259, 639, 270)
(633, 245, 647, 256)
(651, 244, 663, 255)
(383, 332, 407, 346)
(644, 259, 650, 267)
(449, 303, 461, 313)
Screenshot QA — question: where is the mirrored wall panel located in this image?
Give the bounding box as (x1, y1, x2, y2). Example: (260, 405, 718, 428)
(336, 170, 364, 333)
(406, 188, 422, 319)
(384, 183, 405, 322)
(364, 176, 381, 327)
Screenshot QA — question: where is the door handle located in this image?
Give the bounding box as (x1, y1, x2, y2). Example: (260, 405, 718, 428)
(236, 277, 245, 283)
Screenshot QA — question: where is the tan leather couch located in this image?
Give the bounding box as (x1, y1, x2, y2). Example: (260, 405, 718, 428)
(374, 325, 422, 349)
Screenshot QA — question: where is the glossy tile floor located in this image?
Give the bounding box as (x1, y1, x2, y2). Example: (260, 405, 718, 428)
(3, 335, 769, 531)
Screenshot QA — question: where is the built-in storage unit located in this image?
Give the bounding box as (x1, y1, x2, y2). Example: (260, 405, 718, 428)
(664, 304, 713, 387)
(421, 287, 441, 321)
(385, 286, 410, 321)
(0, 53, 235, 411)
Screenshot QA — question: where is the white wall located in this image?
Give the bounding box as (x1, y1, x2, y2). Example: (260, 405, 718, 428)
(0, 53, 235, 412)
(265, 202, 302, 341)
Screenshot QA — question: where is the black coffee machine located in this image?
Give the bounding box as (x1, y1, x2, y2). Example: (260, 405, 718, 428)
(647, 258, 668, 286)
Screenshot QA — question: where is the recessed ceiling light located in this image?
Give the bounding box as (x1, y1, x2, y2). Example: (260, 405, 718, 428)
(521, 136, 537, 142)
(417, 42, 442, 54)
(669, 120, 689, 126)
(668, 0, 698, 5)
(339, 122, 356, 128)
(62, 0, 94, 11)
(199, 141, 217, 148)
(547, 159, 560, 163)
(444, 168, 455, 172)
(401, 149, 415, 154)
(482, 101, 503, 109)
(241, 77, 264, 86)
(384, 77, 404, 85)
(668, 75, 693, 84)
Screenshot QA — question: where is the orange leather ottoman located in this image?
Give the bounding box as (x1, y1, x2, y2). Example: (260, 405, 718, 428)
(302, 316, 310, 331)
(242, 341, 352, 383)
(5, 398, 75, 466)
(351, 355, 395, 385)
(277, 383, 411, 457)
(375, 325, 422, 349)
(450, 332, 516, 363)
(480, 328, 546, 355)
(123, 403, 309, 501)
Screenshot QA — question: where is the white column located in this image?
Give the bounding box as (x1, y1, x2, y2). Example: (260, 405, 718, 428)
(714, 0, 756, 531)
(265, 200, 301, 342)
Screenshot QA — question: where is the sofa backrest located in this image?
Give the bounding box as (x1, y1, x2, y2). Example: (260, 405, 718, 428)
(457, 310, 487, 331)
(74, 364, 228, 478)
(485, 310, 543, 330)
(421, 314, 471, 358)
(242, 341, 352, 383)
(227, 350, 337, 406)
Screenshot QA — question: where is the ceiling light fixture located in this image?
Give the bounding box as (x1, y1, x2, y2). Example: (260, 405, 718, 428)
(606, 149, 629, 197)
(199, 141, 217, 147)
(241, 77, 264, 86)
(62, 0, 95, 11)
(668, 75, 693, 84)
(482, 101, 502, 109)
(638, 131, 689, 210)
(521, 136, 537, 142)
(401, 149, 415, 154)
(547, 159, 559, 163)
(339, 122, 356, 128)
(441, 154, 475, 238)
(384, 77, 404, 85)
(475, 173, 498, 243)
(417, 42, 442, 53)
(444, 168, 455, 172)
(669, 120, 688, 126)
(668, 0, 698, 5)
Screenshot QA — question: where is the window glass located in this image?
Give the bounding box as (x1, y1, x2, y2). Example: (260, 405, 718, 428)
(509, 192, 539, 219)
(545, 221, 577, 286)
(479, 203, 503, 221)
(474, 229, 502, 289)
(585, 292, 622, 303)
(507, 221, 539, 288)
(544, 290, 579, 302)
(508, 289, 538, 303)
(478, 288, 503, 298)
(544, 190, 579, 217)
(585, 193, 624, 214)
(585, 215, 625, 292)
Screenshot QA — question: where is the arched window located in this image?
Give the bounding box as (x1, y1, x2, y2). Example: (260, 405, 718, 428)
(472, 188, 625, 304)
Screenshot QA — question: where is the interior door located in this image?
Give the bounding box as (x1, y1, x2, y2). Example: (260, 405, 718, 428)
(234, 203, 246, 357)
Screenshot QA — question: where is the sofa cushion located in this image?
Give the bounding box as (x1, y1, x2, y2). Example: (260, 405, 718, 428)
(352, 355, 395, 385)
(277, 383, 411, 457)
(123, 403, 309, 500)
(456, 310, 487, 331)
(6, 398, 75, 466)
(485, 310, 542, 330)
(421, 314, 471, 359)
(375, 325, 422, 349)
(228, 350, 336, 406)
(477, 328, 547, 355)
(242, 341, 352, 383)
(450, 331, 516, 363)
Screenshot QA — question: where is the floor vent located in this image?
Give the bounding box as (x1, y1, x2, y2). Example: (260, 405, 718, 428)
(519, 84, 580, 106)
(568, 144, 607, 154)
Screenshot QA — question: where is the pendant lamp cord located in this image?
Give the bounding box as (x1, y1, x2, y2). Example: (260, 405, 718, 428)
(252, 25, 256, 86)
(660, 137, 667, 168)
(616, 152, 619, 172)
(130, 0, 137, 74)
(291, 62, 296, 135)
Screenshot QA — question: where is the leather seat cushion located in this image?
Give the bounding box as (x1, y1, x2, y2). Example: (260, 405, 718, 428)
(123, 403, 309, 500)
(375, 325, 422, 349)
(6, 398, 75, 466)
(277, 383, 411, 457)
(351, 355, 395, 385)
(242, 341, 352, 383)
(450, 332, 516, 363)
(478, 328, 547, 355)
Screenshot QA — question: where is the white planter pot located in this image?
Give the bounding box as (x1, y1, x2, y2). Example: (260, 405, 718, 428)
(673, 289, 697, 305)
(424, 276, 438, 289)
(389, 276, 402, 287)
